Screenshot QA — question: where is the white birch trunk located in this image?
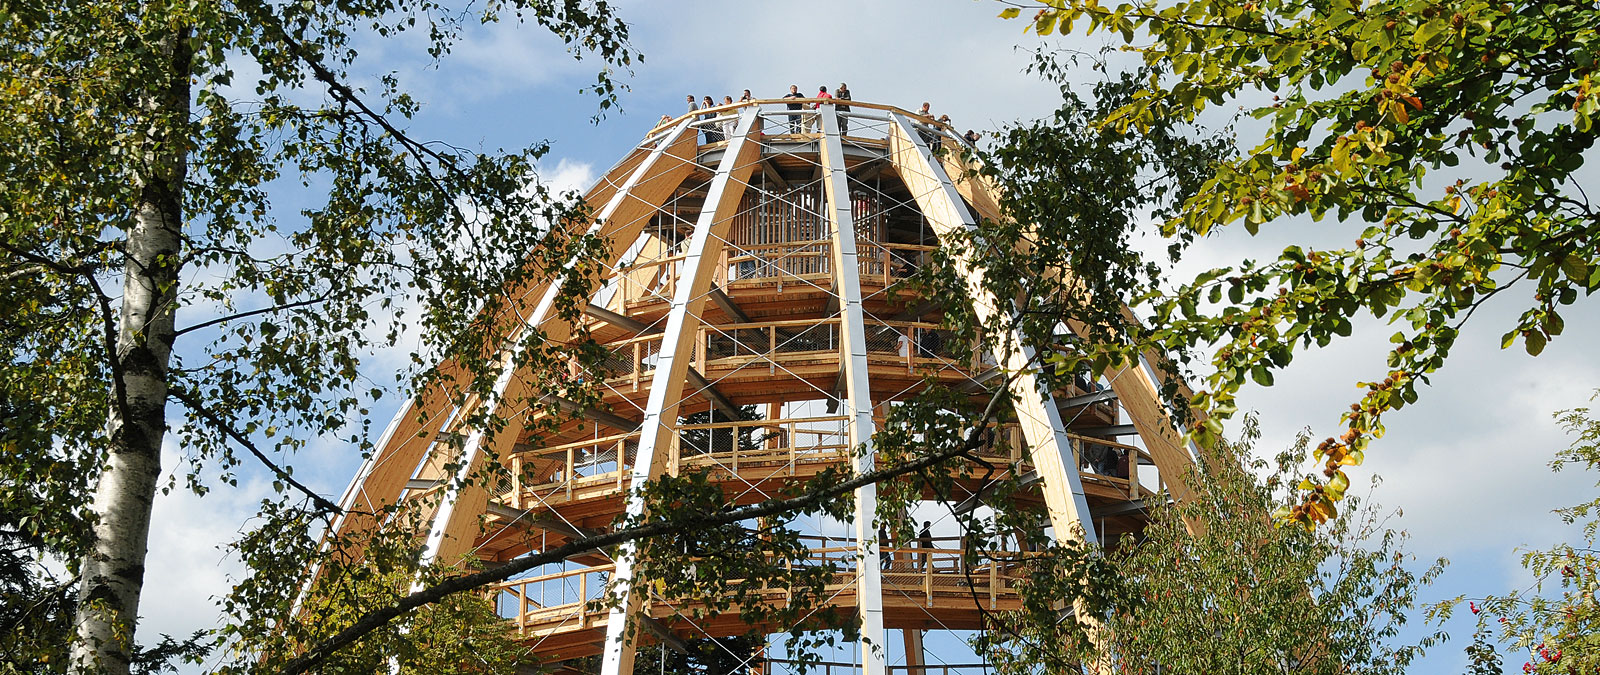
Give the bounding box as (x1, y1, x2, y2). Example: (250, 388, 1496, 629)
(70, 25, 191, 675)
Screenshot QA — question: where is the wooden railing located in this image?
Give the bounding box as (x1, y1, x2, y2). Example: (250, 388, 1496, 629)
(493, 563, 614, 635)
(672, 415, 852, 478)
(489, 535, 1038, 638)
(496, 415, 1173, 511)
(508, 431, 641, 509)
(610, 236, 940, 309)
(765, 661, 993, 675)
(648, 97, 965, 148)
(591, 316, 975, 392)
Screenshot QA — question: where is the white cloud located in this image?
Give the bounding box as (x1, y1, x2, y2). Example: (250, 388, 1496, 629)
(541, 157, 597, 197)
(137, 443, 275, 662)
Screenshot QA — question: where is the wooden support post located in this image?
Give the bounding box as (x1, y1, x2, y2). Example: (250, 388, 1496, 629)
(886, 114, 1098, 546)
(820, 106, 887, 675)
(511, 456, 522, 510)
(989, 563, 998, 609)
(599, 108, 763, 675)
(410, 117, 701, 575)
(903, 630, 926, 675)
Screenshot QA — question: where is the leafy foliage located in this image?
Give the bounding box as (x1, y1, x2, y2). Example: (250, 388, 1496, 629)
(978, 419, 1444, 675)
(2, 0, 636, 670)
(999, 0, 1600, 524)
(936, 56, 1232, 393)
(1436, 397, 1600, 674)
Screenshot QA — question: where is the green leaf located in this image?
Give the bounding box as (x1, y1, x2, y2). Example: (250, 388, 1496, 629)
(1561, 254, 1589, 282)
(998, 7, 1022, 19)
(1525, 331, 1547, 356)
(1250, 365, 1275, 386)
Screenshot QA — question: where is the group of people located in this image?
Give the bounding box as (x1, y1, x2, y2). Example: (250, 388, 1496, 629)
(777, 83, 852, 133)
(663, 85, 981, 146)
(878, 520, 938, 570)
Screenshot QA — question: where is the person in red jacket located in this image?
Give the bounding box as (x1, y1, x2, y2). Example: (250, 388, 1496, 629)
(810, 85, 833, 132)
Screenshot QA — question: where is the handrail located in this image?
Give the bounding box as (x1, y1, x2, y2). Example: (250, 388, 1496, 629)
(677, 414, 845, 431)
(497, 562, 616, 588)
(652, 98, 958, 136)
(520, 429, 642, 458)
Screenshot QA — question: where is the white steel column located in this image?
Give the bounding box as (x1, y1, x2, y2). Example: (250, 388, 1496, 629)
(600, 107, 763, 675)
(885, 114, 1099, 546)
(412, 118, 697, 570)
(819, 106, 888, 675)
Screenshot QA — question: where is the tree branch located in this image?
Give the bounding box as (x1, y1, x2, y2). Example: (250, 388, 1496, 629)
(0, 240, 132, 439)
(277, 376, 1018, 675)
(173, 292, 332, 337)
(166, 386, 342, 515)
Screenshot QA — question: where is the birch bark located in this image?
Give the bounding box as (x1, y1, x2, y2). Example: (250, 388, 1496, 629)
(70, 24, 192, 675)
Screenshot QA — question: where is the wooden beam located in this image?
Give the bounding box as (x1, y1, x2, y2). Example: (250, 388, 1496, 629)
(820, 105, 888, 675)
(759, 160, 789, 191)
(1073, 424, 1138, 437)
(1058, 389, 1119, 407)
(708, 285, 751, 323)
(537, 394, 639, 433)
(1089, 499, 1149, 520)
(851, 158, 888, 182)
(485, 502, 599, 541)
(586, 303, 736, 418)
(586, 303, 661, 335)
(885, 113, 1099, 547)
(685, 367, 740, 418)
(416, 119, 703, 570)
(641, 618, 690, 655)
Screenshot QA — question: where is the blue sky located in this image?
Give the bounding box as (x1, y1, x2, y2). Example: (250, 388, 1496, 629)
(144, 3, 1600, 674)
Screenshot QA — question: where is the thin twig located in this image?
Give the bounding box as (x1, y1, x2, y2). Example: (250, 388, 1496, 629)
(167, 386, 342, 514)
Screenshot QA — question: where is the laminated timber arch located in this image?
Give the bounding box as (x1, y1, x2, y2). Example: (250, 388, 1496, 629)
(328, 99, 1202, 675)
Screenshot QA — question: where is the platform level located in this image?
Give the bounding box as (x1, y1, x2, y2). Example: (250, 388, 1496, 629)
(490, 536, 1038, 661)
(509, 313, 1123, 452)
(462, 411, 1155, 567)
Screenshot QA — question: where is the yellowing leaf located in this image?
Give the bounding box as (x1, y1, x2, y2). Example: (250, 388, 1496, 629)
(1391, 101, 1410, 124)
(999, 7, 1022, 18)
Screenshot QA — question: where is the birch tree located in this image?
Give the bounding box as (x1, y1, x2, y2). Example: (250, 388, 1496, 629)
(1, 2, 635, 672)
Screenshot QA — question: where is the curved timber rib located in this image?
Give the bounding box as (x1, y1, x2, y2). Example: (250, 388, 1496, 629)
(322, 99, 1202, 675)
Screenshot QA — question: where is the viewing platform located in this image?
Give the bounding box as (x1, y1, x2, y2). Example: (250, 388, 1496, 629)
(331, 97, 1204, 675)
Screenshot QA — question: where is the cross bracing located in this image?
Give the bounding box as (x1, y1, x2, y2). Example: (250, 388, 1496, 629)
(318, 99, 1202, 675)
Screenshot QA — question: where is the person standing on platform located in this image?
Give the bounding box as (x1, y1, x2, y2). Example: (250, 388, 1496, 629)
(686, 94, 701, 143)
(836, 82, 852, 135)
(720, 95, 737, 140)
(810, 85, 833, 132)
(782, 84, 804, 133)
(878, 522, 892, 570)
(917, 101, 932, 117)
(701, 95, 722, 142)
(739, 89, 753, 103)
(917, 520, 934, 570)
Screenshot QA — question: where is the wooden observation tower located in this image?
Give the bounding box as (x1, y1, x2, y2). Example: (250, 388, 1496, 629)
(327, 99, 1199, 675)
